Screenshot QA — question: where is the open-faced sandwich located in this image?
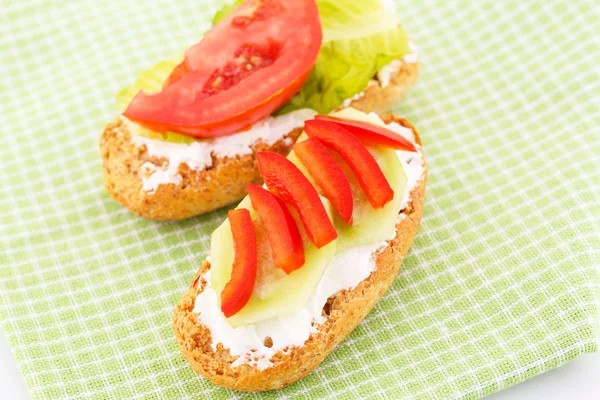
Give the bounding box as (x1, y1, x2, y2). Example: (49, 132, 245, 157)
(100, 0, 420, 220)
(173, 107, 427, 391)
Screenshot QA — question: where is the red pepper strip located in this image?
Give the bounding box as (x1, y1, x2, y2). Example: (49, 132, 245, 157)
(247, 184, 305, 273)
(256, 151, 337, 248)
(293, 138, 354, 224)
(304, 119, 394, 209)
(220, 209, 257, 318)
(314, 115, 417, 152)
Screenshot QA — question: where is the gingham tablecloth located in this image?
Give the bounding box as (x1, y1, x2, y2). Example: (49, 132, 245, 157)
(1, 1, 599, 399)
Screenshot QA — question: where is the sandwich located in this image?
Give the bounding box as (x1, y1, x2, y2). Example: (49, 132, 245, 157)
(100, 0, 419, 220)
(173, 107, 427, 390)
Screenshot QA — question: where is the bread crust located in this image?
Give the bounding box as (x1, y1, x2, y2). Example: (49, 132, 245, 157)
(100, 57, 419, 220)
(172, 115, 426, 391)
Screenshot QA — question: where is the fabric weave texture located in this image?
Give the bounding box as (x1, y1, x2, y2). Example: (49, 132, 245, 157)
(1, 0, 599, 399)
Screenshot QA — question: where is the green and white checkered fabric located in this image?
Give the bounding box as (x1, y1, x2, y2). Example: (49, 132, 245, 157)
(1, 0, 599, 399)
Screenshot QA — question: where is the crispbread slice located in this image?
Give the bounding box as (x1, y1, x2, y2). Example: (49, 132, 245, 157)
(100, 57, 419, 221)
(172, 115, 426, 391)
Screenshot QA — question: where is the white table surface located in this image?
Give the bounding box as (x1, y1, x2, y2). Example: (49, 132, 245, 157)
(1, 327, 599, 399)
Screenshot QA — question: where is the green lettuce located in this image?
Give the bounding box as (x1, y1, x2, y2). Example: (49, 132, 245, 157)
(276, 26, 409, 114)
(279, 0, 409, 113)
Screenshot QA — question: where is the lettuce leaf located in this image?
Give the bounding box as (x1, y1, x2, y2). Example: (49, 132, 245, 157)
(275, 0, 409, 114)
(276, 26, 409, 114)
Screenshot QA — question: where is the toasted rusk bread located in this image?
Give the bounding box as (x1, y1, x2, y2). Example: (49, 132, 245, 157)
(172, 115, 426, 391)
(99, 57, 419, 221)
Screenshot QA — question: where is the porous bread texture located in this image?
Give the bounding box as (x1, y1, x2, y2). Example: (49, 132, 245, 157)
(99, 56, 419, 221)
(172, 115, 426, 392)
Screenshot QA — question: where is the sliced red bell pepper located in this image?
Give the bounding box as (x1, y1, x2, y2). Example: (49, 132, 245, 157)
(220, 209, 256, 318)
(292, 138, 354, 224)
(247, 184, 305, 274)
(304, 119, 394, 209)
(256, 151, 337, 248)
(314, 115, 417, 152)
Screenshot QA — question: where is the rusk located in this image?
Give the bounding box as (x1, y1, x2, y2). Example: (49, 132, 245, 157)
(172, 115, 426, 391)
(99, 58, 419, 220)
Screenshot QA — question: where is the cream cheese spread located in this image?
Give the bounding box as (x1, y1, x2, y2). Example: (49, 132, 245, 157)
(127, 108, 316, 193)
(341, 90, 367, 109)
(194, 241, 381, 369)
(193, 118, 425, 370)
(376, 40, 419, 88)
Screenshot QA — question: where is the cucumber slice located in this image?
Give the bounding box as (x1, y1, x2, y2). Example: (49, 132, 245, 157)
(291, 110, 407, 253)
(323, 108, 408, 251)
(333, 145, 406, 253)
(291, 140, 405, 252)
(210, 108, 409, 327)
(211, 197, 337, 328)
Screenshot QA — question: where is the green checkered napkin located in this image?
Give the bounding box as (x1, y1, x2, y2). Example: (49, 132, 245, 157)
(1, 0, 599, 399)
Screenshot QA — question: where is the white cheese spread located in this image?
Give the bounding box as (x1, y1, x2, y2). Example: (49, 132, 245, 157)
(127, 108, 316, 193)
(341, 91, 367, 109)
(377, 40, 419, 88)
(194, 241, 381, 369)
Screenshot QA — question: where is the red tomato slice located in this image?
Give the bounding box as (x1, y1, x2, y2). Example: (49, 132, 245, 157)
(314, 115, 417, 152)
(292, 138, 354, 224)
(247, 184, 305, 273)
(123, 0, 322, 138)
(304, 120, 394, 209)
(256, 152, 337, 248)
(220, 209, 257, 318)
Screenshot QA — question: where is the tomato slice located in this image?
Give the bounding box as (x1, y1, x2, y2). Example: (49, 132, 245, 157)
(304, 120, 394, 209)
(247, 184, 305, 273)
(123, 0, 322, 138)
(292, 138, 354, 224)
(256, 151, 337, 248)
(314, 115, 417, 152)
(220, 209, 257, 318)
